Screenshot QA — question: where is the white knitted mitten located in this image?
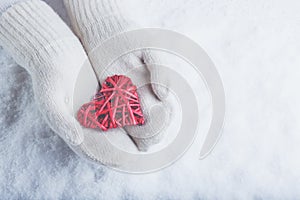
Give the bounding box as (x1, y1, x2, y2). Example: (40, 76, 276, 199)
(64, 0, 171, 151)
(0, 0, 86, 145)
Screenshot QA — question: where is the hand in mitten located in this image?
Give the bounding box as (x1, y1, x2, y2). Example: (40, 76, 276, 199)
(64, 0, 172, 151)
(0, 0, 87, 145)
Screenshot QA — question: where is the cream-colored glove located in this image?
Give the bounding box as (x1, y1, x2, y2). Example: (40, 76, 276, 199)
(0, 0, 87, 145)
(64, 0, 172, 151)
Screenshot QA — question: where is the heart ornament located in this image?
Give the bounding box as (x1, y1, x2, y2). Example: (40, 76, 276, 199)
(77, 75, 145, 131)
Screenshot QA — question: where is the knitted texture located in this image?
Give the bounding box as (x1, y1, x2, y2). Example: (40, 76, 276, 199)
(0, 0, 87, 145)
(0, 0, 26, 14)
(64, 0, 129, 52)
(64, 0, 171, 152)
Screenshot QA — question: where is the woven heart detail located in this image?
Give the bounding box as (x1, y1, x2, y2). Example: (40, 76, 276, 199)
(77, 75, 145, 131)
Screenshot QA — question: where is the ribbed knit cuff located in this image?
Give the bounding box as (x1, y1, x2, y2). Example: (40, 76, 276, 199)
(0, 0, 85, 73)
(64, 0, 136, 52)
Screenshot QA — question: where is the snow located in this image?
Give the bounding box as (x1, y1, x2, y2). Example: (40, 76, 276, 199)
(1, 0, 300, 199)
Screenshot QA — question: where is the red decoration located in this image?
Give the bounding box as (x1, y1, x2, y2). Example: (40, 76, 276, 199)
(77, 75, 145, 131)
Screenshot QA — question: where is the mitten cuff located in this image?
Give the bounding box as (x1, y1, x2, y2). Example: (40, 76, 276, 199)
(64, 0, 135, 52)
(0, 0, 85, 72)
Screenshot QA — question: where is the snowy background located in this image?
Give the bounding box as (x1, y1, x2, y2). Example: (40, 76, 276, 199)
(1, 0, 300, 199)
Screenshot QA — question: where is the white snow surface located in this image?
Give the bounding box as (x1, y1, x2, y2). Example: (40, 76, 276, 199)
(1, 0, 300, 199)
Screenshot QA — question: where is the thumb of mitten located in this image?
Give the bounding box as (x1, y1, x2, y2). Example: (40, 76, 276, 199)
(34, 84, 84, 145)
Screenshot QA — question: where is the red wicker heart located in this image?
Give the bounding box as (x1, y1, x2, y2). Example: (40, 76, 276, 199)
(77, 75, 145, 131)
